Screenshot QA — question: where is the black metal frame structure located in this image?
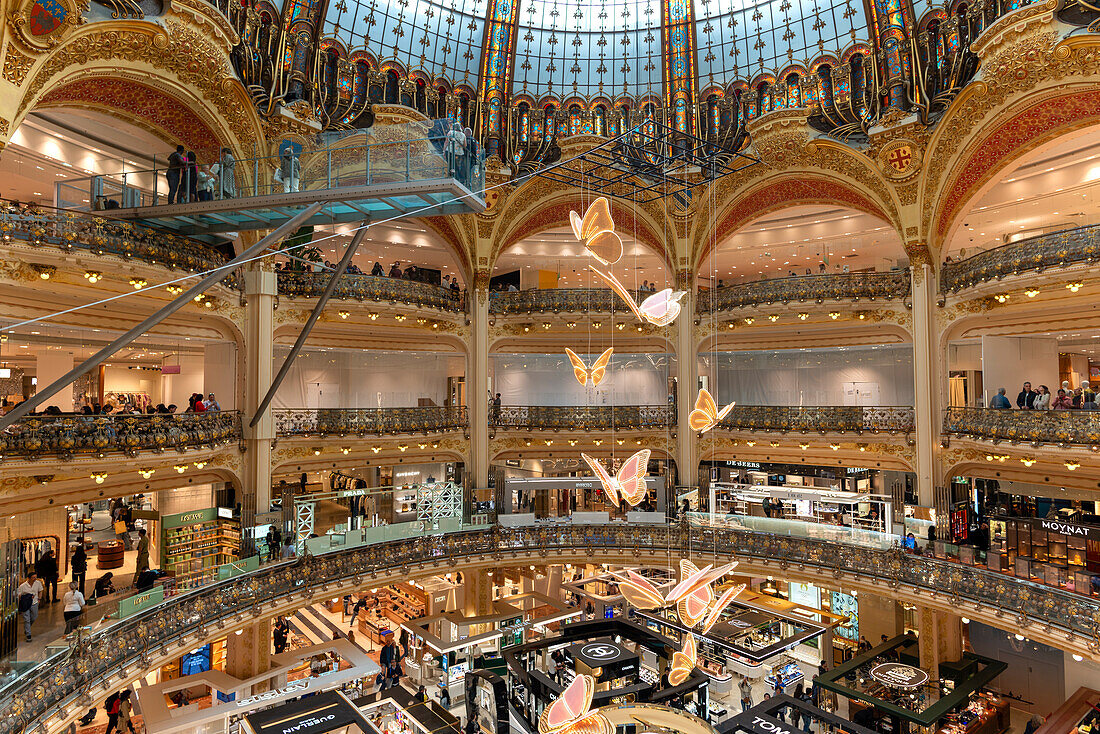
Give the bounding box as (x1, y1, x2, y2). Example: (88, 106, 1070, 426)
(718, 694, 879, 734)
(533, 119, 760, 204)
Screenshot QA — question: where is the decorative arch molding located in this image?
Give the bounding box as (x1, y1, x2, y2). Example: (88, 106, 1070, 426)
(931, 85, 1100, 249)
(693, 175, 898, 267)
(940, 459, 1100, 493)
(420, 215, 474, 280)
(6, 16, 264, 159)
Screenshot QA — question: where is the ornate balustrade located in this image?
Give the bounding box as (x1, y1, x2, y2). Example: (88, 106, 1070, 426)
(717, 405, 915, 434)
(7, 522, 1100, 734)
(697, 271, 911, 313)
(944, 407, 1100, 446)
(940, 225, 1100, 293)
(488, 288, 646, 315)
(277, 271, 466, 312)
(493, 404, 676, 430)
(0, 203, 236, 285)
(0, 411, 241, 460)
(273, 406, 467, 436)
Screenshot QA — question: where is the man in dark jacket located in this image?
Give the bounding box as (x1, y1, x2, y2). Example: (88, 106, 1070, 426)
(1016, 381, 1036, 409)
(166, 145, 186, 204)
(35, 549, 59, 603)
(71, 545, 87, 596)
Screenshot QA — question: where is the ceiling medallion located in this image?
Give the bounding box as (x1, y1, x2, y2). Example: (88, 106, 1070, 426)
(878, 138, 921, 181)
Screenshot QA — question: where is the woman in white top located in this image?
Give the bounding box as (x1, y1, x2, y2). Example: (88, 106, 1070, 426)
(62, 581, 85, 633)
(1034, 384, 1052, 410)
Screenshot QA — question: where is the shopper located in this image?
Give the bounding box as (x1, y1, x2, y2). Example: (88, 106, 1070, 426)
(274, 616, 290, 653)
(281, 537, 296, 560)
(1053, 388, 1074, 409)
(739, 674, 753, 711)
(62, 581, 86, 633)
(266, 527, 277, 562)
(92, 571, 115, 601)
(35, 548, 59, 604)
(414, 685, 429, 703)
(989, 388, 1011, 409)
(71, 544, 87, 596)
(117, 690, 137, 734)
(103, 691, 122, 734)
(17, 569, 43, 642)
(133, 528, 150, 577)
(165, 145, 186, 204)
(205, 392, 221, 411)
(1016, 381, 1037, 409)
(1034, 384, 1052, 410)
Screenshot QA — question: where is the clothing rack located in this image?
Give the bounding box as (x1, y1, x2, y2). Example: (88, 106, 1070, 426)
(103, 391, 151, 412)
(18, 535, 59, 573)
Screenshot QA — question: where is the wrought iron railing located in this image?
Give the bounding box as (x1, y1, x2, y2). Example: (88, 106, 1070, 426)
(717, 405, 915, 434)
(273, 406, 468, 436)
(277, 271, 466, 312)
(0, 202, 236, 285)
(0, 411, 241, 460)
(492, 404, 676, 430)
(6, 522, 1100, 734)
(697, 271, 911, 313)
(943, 407, 1100, 446)
(488, 288, 648, 315)
(940, 225, 1100, 293)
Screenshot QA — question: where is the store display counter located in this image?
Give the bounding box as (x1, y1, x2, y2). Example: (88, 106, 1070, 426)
(936, 694, 1009, 734)
(97, 540, 125, 569)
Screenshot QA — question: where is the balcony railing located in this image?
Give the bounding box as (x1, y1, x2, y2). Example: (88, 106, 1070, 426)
(944, 406, 1100, 446)
(6, 521, 1099, 734)
(717, 405, 915, 434)
(492, 404, 676, 430)
(0, 202, 235, 285)
(940, 224, 1100, 293)
(488, 288, 646, 315)
(0, 411, 241, 460)
(273, 406, 468, 436)
(697, 271, 911, 313)
(277, 271, 465, 312)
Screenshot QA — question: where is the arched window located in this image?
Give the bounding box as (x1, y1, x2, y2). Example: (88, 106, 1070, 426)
(785, 73, 802, 108)
(415, 79, 427, 113)
(568, 104, 582, 136)
(435, 86, 448, 118)
(384, 70, 399, 103)
(594, 105, 607, 136)
(459, 93, 471, 129)
(705, 95, 719, 139)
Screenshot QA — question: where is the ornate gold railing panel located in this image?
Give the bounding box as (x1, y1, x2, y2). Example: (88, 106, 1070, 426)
(6, 523, 1099, 734)
(717, 405, 915, 433)
(0, 411, 241, 460)
(697, 271, 911, 313)
(273, 407, 468, 435)
(0, 203, 235, 285)
(940, 225, 1100, 293)
(944, 407, 1100, 445)
(489, 288, 646, 315)
(493, 405, 676, 430)
(277, 272, 466, 312)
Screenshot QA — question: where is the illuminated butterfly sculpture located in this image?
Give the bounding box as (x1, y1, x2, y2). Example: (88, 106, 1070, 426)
(589, 266, 686, 328)
(582, 449, 651, 507)
(667, 632, 697, 687)
(569, 197, 623, 266)
(566, 347, 614, 388)
(611, 559, 745, 635)
(538, 674, 612, 734)
(687, 388, 735, 434)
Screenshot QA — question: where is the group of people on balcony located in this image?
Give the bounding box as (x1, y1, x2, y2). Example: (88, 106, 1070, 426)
(164, 145, 236, 205)
(428, 117, 482, 189)
(272, 257, 463, 293)
(989, 381, 1097, 410)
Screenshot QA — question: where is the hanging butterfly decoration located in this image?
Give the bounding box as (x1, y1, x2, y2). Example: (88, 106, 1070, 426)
(569, 197, 623, 266)
(611, 560, 744, 635)
(589, 266, 686, 327)
(582, 449, 651, 507)
(538, 674, 612, 734)
(687, 387, 736, 433)
(565, 347, 614, 388)
(667, 632, 697, 687)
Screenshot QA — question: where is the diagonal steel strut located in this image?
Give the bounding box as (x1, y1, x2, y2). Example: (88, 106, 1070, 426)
(250, 225, 369, 428)
(0, 202, 327, 429)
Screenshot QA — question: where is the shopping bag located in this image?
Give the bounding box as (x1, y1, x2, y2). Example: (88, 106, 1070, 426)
(113, 520, 127, 535)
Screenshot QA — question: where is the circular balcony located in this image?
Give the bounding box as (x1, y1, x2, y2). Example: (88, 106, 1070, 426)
(277, 271, 465, 312)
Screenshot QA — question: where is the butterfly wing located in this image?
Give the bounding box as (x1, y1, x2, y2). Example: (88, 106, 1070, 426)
(582, 452, 621, 506)
(589, 266, 643, 321)
(565, 348, 591, 387)
(569, 209, 585, 241)
(638, 290, 686, 327)
(589, 347, 613, 386)
(580, 197, 614, 240)
(688, 388, 719, 432)
(715, 398, 736, 423)
(614, 448, 651, 506)
(666, 561, 738, 604)
(558, 712, 613, 734)
(700, 583, 746, 635)
(610, 570, 666, 609)
(540, 674, 596, 734)
(667, 634, 697, 687)
(585, 230, 623, 267)
(677, 589, 712, 627)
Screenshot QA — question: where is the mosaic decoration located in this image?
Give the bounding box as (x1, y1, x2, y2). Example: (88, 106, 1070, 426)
(565, 347, 613, 387)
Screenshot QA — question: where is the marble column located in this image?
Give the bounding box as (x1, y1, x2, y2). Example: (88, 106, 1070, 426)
(225, 618, 272, 691)
(469, 280, 491, 488)
(910, 263, 939, 507)
(917, 606, 963, 677)
(675, 272, 697, 491)
(243, 264, 277, 543)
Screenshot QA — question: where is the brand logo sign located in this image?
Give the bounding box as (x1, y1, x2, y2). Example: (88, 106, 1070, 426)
(869, 662, 929, 689)
(750, 716, 796, 734)
(236, 680, 309, 707)
(280, 714, 336, 733)
(580, 643, 621, 661)
(1038, 519, 1094, 538)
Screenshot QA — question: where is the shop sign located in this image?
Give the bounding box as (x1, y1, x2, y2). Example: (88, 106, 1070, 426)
(118, 586, 164, 618)
(747, 715, 800, 734)
(217, 507, 234, 519)
(721, 460, 761, 469)
(162, 507, 217, 528)
(235, 680, 310, 708)
(869, 662, 929, 689)
(845, 467, 870, 475)
(1037, 518, 1098, 539)
(579, 642, 622, 662)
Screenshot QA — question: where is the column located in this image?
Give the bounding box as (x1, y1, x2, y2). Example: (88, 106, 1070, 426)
(910, 263, 938, 507)
(243, 263, 277, 543)
(675, 272, 697, 491)
(469, 274, 491, 488)
(463, 569, 495, 615)
(917, 606, 963, 676)
(36, 350, 75, 411)
(225, 618, 272, 690)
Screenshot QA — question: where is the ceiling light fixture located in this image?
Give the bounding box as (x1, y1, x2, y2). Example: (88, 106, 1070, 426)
(137, 468, 155, 479)
(1067, 282, 1084, 292)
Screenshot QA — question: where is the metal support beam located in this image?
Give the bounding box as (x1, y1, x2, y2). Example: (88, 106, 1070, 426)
(249, 225, 369, 427)
(0, 201, 327, 428)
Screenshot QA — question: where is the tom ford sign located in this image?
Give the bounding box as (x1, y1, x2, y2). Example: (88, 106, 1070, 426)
(869, 662, 929, 689)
